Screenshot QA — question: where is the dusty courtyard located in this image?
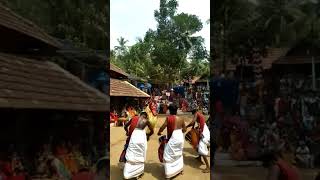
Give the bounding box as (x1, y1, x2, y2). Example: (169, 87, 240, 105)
(110, 113, 319, 179)
(110, 113, 210, 180)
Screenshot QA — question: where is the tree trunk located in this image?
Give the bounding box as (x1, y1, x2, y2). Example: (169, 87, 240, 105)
(222, 7, 228, 73)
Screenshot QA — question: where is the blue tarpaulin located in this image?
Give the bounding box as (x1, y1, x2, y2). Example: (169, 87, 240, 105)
(88, 70, 108, 94)
(138, 83, 145, 89)
(173, 86, 185, 96)
(138, 83, 152, 90)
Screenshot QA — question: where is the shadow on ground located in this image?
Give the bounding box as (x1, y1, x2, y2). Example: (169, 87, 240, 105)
(144, 162, 165, 179)
(110, 165, 122, 179)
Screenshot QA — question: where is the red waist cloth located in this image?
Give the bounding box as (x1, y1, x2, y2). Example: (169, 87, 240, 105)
(196, 112, 205, 134)
(119, 116, 139, 163)
(128, 116, 139, 136)
(167, 115, 176, 139)
(119, 136, 131, 163)
(158, 136, 168, 163)
(277, 160, 299, 180)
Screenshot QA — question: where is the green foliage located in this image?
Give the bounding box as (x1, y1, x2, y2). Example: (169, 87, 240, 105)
(254, 0, 305, 46)
(181, 59, 209, 79)
(2, 0, 108, 50)
(213, 0, 320, 71)
(112, 0, 208, 84)
(114, 37, 129, 56)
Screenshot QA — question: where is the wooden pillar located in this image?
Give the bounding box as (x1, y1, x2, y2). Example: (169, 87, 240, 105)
(16, 111, 27, 155)
(312, 56, 316, 90)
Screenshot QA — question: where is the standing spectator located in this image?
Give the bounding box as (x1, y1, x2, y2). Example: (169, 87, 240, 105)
(295, 141, 314, 168)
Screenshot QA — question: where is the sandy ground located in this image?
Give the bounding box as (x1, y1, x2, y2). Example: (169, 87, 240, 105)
(110, 113, 210, 180)
(213, 166, 319, 180)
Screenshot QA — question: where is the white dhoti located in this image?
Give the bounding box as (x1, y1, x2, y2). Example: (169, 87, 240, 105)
(164, 129, 184, 178)
(124, 129, 147, 179)
(198, 124, 210, 156)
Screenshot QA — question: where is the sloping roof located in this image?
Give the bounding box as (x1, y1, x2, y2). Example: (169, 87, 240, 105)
(0, 3, 62, 48)
(0, 53, 109, 111)
(110, 78, 150, 98)
(110, 63, 128, 78)
(274, 56, 320, 64)
(225, 48, 289, 70)
(191, 76, 201, 84)
(263, 48, 290, 68)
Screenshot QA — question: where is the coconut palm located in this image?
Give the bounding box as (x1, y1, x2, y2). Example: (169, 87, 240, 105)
(254, 0, 305, 47)
(297, 0, 320, 44)
(114, 37, 128, 56)
(212, 0, 257, 71)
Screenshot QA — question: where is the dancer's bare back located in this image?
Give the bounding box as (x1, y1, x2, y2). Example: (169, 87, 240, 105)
(158, 115, 186, 135)
(175, 116, 186, 132)
(136, 117, 149, 129)
(136, 116, 154, 138)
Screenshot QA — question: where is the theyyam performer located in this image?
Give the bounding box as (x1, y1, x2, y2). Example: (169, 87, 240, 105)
(158, 104, 186, 179)
(186, 109, 210, 173)
(123, 112, 154, 179)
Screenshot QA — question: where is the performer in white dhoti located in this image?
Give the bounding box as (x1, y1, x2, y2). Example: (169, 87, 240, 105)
(158, 104, 186, 179)
(123, 112, 154, 179)
(187, 109, 210, 173)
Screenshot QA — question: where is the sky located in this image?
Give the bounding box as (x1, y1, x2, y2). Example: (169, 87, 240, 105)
(110, 0, 210, 51)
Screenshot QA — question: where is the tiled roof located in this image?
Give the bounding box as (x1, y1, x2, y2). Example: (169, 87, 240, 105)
(110, 63, 128, 77)
(263, 48, 289, 68)
(274, 56, 320, 64)
(0, 53, 109, 111)
(192, 76, 201, 84)
(225, 48, 289, 70)
(110, 78, 150, 98)
(0, 3, 62, 49)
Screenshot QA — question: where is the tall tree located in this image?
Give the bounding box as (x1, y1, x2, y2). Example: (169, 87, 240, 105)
(114, 37, 129, 56)
(212, 0, 257, 71)
(254, 0, 305, 47)
(149, 0, 207, 83)
(298, 0, 320, 44)
(2, 0, 108, 50)
(111, 0, 208, 83)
